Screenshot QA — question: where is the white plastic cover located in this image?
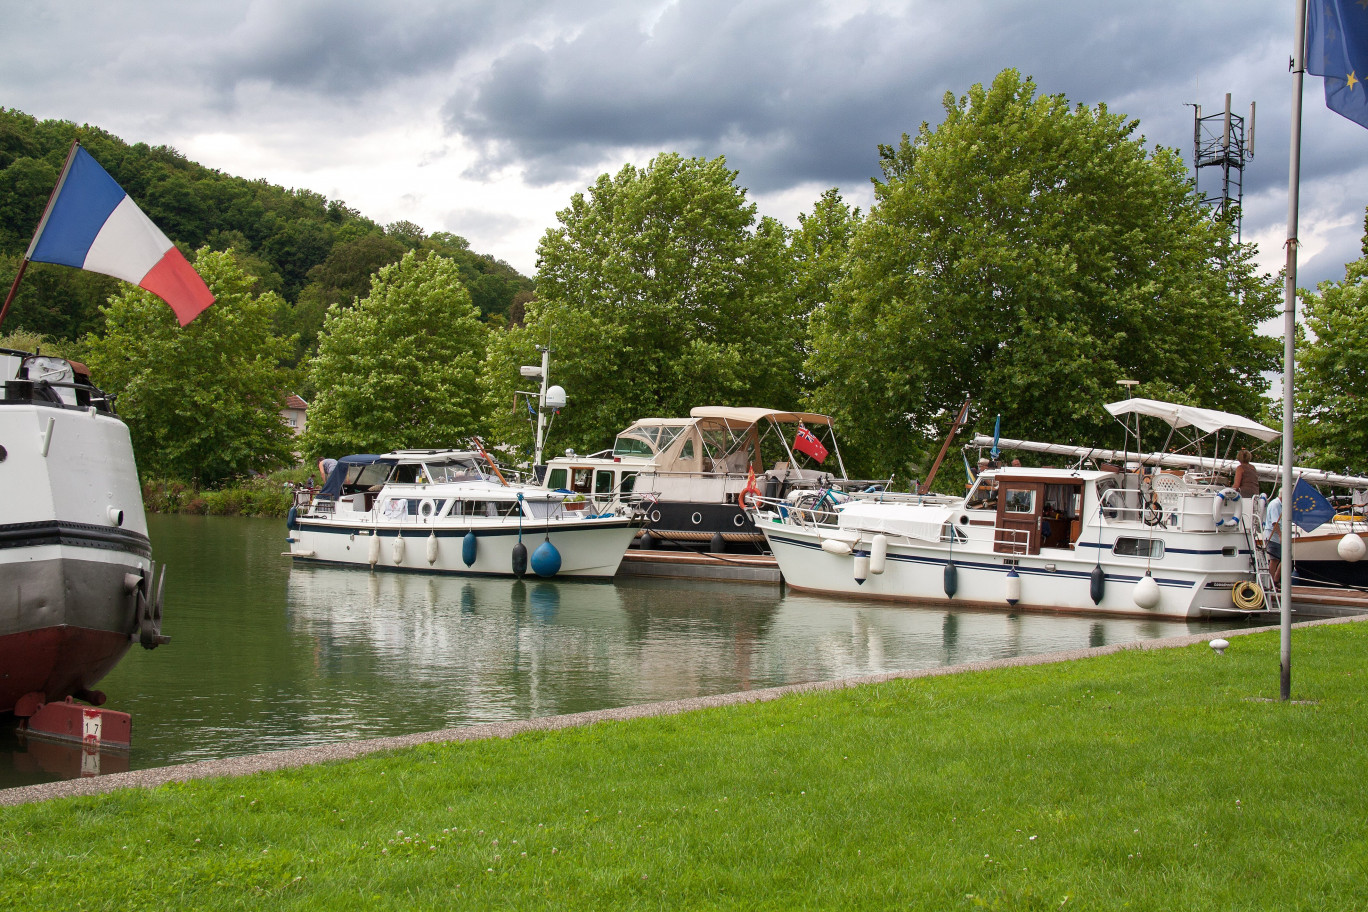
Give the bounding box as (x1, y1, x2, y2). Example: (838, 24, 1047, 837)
(836, 502, 956, 542)
(1104, 398, 1279, 442)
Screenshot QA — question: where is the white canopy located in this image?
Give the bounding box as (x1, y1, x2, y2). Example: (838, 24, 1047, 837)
(689, 407, 833, 426)
(1104, 398, 1280, 442)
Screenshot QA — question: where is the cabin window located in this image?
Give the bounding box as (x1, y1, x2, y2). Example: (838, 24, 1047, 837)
(546, 467, 568, 490)
(680, 439, 694, 460)
(391, 464, 424, 484)
(455, 500, 521, 518)
(1003, 487, 1036, 514)
(595, 470, 615, 494)
(620, 472, 638, 494)
(353, 463, 392, 489)
(571, 468, 593, 493)
(613, 428, 657, 456)
(656, 425, 686, 451)
(1113, 538, 1164, 559)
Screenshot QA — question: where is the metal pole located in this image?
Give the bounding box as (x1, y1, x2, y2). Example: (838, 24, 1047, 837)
(1281, 0, 1308, 702)
(0, 258, 30, 331)
(534, 346, 550, 466)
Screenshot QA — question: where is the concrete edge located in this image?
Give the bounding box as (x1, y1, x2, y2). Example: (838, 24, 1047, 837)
(4, 614, 1359, 807)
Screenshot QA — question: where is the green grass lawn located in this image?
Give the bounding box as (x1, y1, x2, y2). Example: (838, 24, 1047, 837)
(3, 621, 1365, 911)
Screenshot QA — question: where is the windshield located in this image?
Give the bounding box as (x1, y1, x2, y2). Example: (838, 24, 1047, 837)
(613, 432, 657, 458)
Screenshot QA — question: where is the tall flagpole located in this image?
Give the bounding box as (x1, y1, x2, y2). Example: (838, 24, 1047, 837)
(1280, 0, 1308, 702)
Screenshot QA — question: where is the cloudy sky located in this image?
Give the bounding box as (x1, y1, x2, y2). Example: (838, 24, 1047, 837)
(4, 0, 1364, 290)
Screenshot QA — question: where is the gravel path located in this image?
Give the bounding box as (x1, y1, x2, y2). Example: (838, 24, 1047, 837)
(4, 615, 1357, 807)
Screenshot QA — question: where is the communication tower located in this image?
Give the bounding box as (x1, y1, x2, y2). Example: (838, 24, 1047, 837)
(1189, 93, 1255, 241)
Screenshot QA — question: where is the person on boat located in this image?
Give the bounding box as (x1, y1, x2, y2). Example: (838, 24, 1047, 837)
(1233, 449, 1260, 498)
(318, 457, 338, 483)
(1264, 494, 1283, 580)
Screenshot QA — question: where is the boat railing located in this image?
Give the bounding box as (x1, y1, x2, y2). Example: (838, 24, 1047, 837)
(1100, 479, 1245, 533)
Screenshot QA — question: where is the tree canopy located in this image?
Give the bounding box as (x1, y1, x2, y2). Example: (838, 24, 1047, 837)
(300, 251, 489, 459)
(1296, 222, 1368, 473)
(481, 153, 802, 459)
(82, 248, 297, 485)
(806, 69, 1280, 480)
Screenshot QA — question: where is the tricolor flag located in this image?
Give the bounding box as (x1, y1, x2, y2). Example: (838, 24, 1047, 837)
(25, 144, 214, 325)
(793, 423, 829, 463)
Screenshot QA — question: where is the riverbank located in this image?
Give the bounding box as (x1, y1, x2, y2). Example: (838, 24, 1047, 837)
(142, 467, 306, 518)
(3, 619, 1364, 909)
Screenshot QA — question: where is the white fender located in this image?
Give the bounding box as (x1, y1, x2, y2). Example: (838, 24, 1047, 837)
(427, 532, 439, 565)
(392, 534, 406, 565)
(367, 533, 381, 566)
(1004, 567, 1021, 606)
(1338, 533, 1366, 562)
(821, 538, 853, 556)
(869, 534, 887, 574)
(1134, 573, 1161, 609)
(853, 553, 870, 584)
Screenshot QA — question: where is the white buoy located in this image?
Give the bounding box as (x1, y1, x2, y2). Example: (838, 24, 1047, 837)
(367, 533, 380, 566)
(1338, 533, 1366, 562)
(427, 532, 439, 565)
(1134, 572, 1161, 609)
(1005, 567, 1021, 606)
(821, 538, 853, 556)
(853, 553, 870, 585)
(1210, 638, 1230, 655)
(870, 534, 887, 574)
(392, 533, 406, 565)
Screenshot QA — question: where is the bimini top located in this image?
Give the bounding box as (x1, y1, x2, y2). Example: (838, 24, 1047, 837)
(689, 407, 833, 427)
(319, 454, 394, 499)
(1104, 398, 1279, 442)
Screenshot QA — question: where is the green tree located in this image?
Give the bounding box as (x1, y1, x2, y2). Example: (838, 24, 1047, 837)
(807, 69, 1280, 479)
(1296, 225, 1368, 472)
(83, 247, 297, 486)
(482, 153, 801, 459)
(300, 251, 488, 459)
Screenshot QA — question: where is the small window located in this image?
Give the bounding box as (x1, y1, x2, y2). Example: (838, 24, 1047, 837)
(1003, 488, 1036, 514)
(680, 439, 694, 460)
(620, 472, 638, 494)
(1114, 538, 1164, 559)
(595, 470, 615, 494)
(546, 468, 568, 490)
(571, 468, 593, 493)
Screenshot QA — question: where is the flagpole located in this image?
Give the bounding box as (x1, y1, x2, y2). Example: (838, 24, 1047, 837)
(0, 140, 81, 332)
(1280, 0, 1308, 702)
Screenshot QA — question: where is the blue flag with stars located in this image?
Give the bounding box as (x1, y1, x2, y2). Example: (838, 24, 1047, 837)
(1308, 0, 1368, 128)
(1291, 477, 1336, 532)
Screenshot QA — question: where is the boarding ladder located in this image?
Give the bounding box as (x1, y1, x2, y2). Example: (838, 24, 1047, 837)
(1244, 524, 1281, 615)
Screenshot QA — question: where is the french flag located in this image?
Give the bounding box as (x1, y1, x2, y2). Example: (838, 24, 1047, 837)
(26, 145, 214, 326)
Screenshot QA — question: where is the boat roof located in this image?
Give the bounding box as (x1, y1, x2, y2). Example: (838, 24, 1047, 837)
(981, 466, 1108, 483)
(1104, 398, 1279, 442)
(688, 406, 833, 426)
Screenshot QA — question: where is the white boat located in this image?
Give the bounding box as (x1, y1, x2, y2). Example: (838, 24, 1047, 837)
(287, 449, 641, 578)
(753, 399, 1283, 619)
(541, 407, 864, 550)
(0, 348, 168, 716)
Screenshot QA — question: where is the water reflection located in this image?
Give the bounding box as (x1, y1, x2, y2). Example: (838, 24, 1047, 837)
(0, 515, 1241, 789)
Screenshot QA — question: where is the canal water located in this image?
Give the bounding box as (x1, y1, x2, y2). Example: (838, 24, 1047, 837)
(1, 515, 1243, 789)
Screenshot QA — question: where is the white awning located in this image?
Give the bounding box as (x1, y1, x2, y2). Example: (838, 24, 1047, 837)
(689, 406, 833, 427)
(1104, 398, 1279, 442)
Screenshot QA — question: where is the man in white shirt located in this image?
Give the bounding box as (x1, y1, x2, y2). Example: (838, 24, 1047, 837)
(1264, 495, 1283, 579)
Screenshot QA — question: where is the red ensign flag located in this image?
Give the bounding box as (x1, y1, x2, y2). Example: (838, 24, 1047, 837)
(793, 424, 828, 463)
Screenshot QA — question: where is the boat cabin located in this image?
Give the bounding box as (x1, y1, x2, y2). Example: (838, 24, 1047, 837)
(964, 471, 1086, 554)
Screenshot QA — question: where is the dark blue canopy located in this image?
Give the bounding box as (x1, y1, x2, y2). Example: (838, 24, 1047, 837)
(318, 454, 392, 499)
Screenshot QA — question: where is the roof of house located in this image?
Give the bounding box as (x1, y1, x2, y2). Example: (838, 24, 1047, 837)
(285, 394, 309, 410)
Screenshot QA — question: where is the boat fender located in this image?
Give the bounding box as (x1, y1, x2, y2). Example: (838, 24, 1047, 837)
(511, 541, 528, 578)
(392, 533, 406, 565)
(710, 532, 726, 553)
(286, 505, 298, 531)
(367, 533, 381, 566)
(944, 560, 958, 598)
(820, 538, 853, 556)
(1338, 533, 1367, 562)
(1005, 567, 1021, 606)
(870, 534, 887, 574)
(1133, 571, 1161, 609)
(853, 551, 870, 585)
(1212, 488, 1241, 527)
(427, 531, 439, 565)
(1232, 580, 1265, 610)
(531, 540, 562, 578)
(462, 531, 478, 567)
(1089, 565, 1106, 604)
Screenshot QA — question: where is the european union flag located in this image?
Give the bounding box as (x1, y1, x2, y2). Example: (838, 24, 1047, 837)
(1308, 0, 1368, 129)
(1291, 477, 1336, 532)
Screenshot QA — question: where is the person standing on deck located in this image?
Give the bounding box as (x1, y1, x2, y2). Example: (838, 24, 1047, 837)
(1233, 449, 1260, 498)
(1264, 494, 1283, 580)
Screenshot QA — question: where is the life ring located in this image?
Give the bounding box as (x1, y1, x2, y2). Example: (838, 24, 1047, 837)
(418, 498, 437, 518)
(1232, 580, 1265, 611)
(740, 480, 762, 510)
(1212, 488, 1241, 527)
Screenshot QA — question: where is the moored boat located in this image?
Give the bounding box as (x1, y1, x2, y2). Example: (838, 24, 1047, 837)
(288, 449, 641, 578)
(753, 399, 1282, 619)
(0, 348, 168, 716)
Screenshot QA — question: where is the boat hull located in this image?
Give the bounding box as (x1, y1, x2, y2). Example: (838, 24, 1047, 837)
(761, 524, 1249, 620)
(291, 517, 640, 578)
